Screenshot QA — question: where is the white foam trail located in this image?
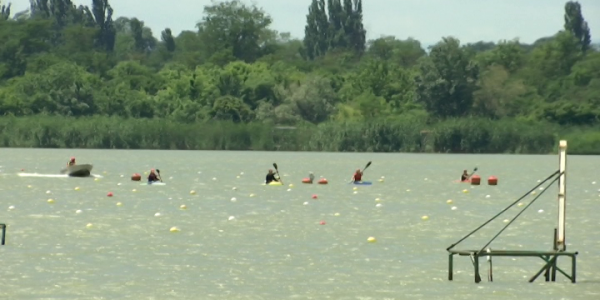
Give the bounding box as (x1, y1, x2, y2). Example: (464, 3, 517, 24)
(17, 173, 103, 178)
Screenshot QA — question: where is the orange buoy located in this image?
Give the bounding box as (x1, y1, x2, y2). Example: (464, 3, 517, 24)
(131, 173, 141, 181)
(470, 175, 481, 185)
(318, 178, 328, 185)
(488, 176, 498, 186)
(302, 178, 312, 184)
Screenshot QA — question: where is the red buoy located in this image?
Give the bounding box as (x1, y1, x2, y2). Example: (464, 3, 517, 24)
(318, 178, 328, 185)
(470, 175, 481, 185)
(488, 176, 498, 186)
(131, 173, 141, 181)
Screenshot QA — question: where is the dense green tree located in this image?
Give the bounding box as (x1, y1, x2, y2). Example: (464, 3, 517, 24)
(564, 1, 591, 52)
(197, 0, 275, 63)
(415, 37, 479, 118)
(0, 0, 597, 153)
(303, 0, 365, 59)
(1, 1, 10, 20)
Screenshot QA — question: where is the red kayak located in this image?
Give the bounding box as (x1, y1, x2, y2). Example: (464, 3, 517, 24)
(454, 179, 471, 183)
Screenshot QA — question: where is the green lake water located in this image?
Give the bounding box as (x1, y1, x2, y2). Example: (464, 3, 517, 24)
(1, 149, 599, 299)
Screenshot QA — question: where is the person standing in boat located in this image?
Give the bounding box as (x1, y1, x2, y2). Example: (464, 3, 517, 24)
(148, 169, 160, 183)
(67, 157, 76, 166)
(265, 169, 279, 184)
(351, 169, 363, 182)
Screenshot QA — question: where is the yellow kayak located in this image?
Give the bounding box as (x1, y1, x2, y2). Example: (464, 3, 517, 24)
(267, 181, 283, 186)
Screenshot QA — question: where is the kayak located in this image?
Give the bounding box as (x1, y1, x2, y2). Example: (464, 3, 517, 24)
(351, 181, 372, 185)
(140, 182, 166, 186)
(267, 181, 283, 186)
(454, 180, 471, 183)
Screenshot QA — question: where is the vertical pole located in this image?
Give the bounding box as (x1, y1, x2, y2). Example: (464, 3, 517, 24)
(557, 140, 567, 251)
(448, 253, 454, 280)
(1, 224, 5, 245)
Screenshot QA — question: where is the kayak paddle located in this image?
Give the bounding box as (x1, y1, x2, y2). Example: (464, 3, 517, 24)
(273, 163, 283, 184)
(466, 167, 478, 180)
(156, 169, 163, 182)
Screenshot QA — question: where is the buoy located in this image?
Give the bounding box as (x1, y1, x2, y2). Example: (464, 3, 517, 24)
(289, 184, 294, 188)
(470, 175, 481, 185)
(131, 173, 141, 181)
(116, 202, 122, 206)
(180, 205, 187, 210)
(312, 194, 318, 199)
(107, 192, 113, 197)
(169, 226, 180, 232)
(47, 199, 55, 204)
(190, 190, 196, 195)
(86, 223, 93, 228)
(317, 178, 328, 185)
(421, 215, 429, 220)
(319, 221, 326, 225)
(367, 237, 376, 243)
(488, 176, 498, 186)
(301, 178, 312, 184)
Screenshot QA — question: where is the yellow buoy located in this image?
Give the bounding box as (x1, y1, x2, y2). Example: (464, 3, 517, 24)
(367, 237, 377, 243)
(180, 204, 187, 209)
(74, 187, 80, 191)
(288, 184, 294, 188)
(132, 189, 137, 192)
(462, 189, 469, 193)
(47, 199, 55, 204)
(353, 187, 358, 191)
(169, 226, 180, 232)
(421, 215, 429, 220)
(190, 190, 196, 195)
(116, 202, 122, 206)
(86, 223, 93, 228)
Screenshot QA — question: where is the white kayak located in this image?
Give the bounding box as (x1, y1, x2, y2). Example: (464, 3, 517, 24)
(140, 182, 166, 186)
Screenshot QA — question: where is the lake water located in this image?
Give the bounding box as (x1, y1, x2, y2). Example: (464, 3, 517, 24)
(1, 148, 599, 299)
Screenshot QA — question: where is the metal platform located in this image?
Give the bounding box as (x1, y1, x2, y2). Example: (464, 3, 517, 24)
(446, 140, 578, 283)
(448, 248, 578, 283)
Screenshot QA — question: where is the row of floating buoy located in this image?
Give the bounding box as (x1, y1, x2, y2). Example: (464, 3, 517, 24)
(470, 175, 498, 186)
(301, 178, 328, 184)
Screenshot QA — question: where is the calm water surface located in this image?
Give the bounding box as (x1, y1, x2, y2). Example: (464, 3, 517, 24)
(1, 149, 599, 299)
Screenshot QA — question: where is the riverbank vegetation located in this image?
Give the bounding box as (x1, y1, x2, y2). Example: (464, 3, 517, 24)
(0, 0, 597, 153)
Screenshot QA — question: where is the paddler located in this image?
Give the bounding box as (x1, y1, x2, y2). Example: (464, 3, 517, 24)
(148, 169, 160, 183)
(265, 169, 279, 184)
(461, 170, 471, 182)
(308, 172, 315, 183)
(67, 157, 76, 166)
(351, 169, 363, 182)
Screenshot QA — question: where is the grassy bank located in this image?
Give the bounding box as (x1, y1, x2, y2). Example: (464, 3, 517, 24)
(0, 116, 596, 154)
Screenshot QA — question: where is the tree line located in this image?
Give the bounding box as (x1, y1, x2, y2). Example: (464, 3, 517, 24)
(0, 0, 597, 153)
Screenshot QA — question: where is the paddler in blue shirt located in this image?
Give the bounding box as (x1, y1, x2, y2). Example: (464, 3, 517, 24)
(265, 169, 279, 184)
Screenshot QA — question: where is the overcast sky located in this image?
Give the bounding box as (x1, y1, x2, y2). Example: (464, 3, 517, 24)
(5, 0, 600, 47)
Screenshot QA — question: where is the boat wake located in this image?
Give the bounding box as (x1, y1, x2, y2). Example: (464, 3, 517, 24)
(18, 173, 103, 178)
